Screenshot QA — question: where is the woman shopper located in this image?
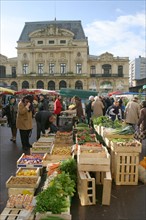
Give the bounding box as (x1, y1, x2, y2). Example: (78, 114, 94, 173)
(134, 101, 146, 143)
(16, 95, 34, 150)
(54, 95, 62, 126)
(2, 96, 18, 142)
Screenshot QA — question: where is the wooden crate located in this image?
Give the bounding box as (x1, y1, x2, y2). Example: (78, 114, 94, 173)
(37, 137, 55, 143)
(95, 171, 112, 206)
(17, 153, 44, 168)
(113, 152, 140, 185)
(78, 171, 96, 206)
(43, 153, 73, 167)
(110, 140, 142, 153)
(77, 145, 110, 172)
(6, 176, 41, 188)
(16, 167, 40, 177)
(8, 188, 35, 196)
(0, 208, 34, 220)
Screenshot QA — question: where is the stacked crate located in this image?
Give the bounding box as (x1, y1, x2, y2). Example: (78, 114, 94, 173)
(77, 144, 112, 206)
(110, 140, 142, 185)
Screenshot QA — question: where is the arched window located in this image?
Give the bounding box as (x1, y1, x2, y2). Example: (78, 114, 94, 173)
(118, 65, 123, 76)
(75, 80, 83, 89)
(102, 64, 111, 75)
(48, 81, 55, 90)
(100, 81, 113, 89)
(11, 81, 18, 90)
(0, 65, 6, 78)
(37, 81, 44, 89)
(59, 80, 67, 89)
(22, 81, 29, 89)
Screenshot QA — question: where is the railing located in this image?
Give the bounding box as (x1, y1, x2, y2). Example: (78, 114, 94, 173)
(90, 73, 123, 77)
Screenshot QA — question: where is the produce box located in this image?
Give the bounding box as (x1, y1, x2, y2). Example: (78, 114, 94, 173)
(8, 188, 35, 196)
(30, 146, 53, 154)
(110, 139, 142, 153)
(37, 136, 55, 143)
(32, 142, 54, 147)
(6, 176, 41, 188)
(16, 167, 40, 177)
(112, 152, 140, 185)
(43, 152, 73, 167)
(0, 207, 34, 220)
(77, 145, 110, 172)
(17, 153, 45, 168)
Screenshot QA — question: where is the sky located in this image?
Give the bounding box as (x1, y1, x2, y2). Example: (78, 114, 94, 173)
(0, 0, 145, 61)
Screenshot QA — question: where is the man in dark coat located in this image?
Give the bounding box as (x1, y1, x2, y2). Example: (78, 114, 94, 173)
(35, 110, 58, 140)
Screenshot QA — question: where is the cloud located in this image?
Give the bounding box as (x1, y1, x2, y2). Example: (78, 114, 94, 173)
(84, 12, 145, 60)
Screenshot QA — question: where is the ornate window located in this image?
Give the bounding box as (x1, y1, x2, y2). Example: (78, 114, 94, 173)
(75, 80, 83, 89)
(90, 66, 96, 74)
(23, 64, 28, 75)
(118, 65, 123, 76)
(22, 81, 29, 89)
(38, 63, 43, 74)
(48, 81, 55, 90)
(11, 67, 16, 77)
(76, 64, 82, 74)
(102, 64, 111, 74)
(49, 63, 55, 74)
(60, 63, 66, 74)
(59, 80, 67, 89)
(37, 80, 44, 89)
(11, 81, 18, 90)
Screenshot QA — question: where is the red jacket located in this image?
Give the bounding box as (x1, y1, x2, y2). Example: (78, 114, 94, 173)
(54, 99, 62, 115)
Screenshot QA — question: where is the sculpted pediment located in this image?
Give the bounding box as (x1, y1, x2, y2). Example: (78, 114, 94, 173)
(29, 25, 74, 38)
(99, 52, 114, 61)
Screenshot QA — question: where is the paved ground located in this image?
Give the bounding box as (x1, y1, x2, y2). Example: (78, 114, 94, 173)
(0, 119, 146, 220)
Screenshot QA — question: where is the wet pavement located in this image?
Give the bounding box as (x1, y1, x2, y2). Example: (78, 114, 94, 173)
(0, 119, 146, 220)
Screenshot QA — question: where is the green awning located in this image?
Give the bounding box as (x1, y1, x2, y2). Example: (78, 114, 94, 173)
(59, 88, 98, 99)
(143, 85, 146, 90)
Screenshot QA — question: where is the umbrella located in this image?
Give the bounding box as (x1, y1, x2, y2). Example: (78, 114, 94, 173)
(14, 89, 58, 96)
(108, 91, 122, 96)
(14, 89, 35, 95)
(0, 87, 15, 95)
(27, 89, 58, 95)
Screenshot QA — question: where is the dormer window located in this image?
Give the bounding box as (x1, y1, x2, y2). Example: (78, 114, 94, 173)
(60, 40, 66, 44)
(38, 41, 43, 44)
(49, 40, 55, 44)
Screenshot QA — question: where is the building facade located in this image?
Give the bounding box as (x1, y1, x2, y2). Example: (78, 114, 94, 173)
(0, 20, 129, 94)
(129, 56, 146, 87)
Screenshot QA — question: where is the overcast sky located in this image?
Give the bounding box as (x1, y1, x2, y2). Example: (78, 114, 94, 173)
(1, 0, 145, 61)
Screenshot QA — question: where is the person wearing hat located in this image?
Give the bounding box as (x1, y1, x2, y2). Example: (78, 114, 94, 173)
(125, 96, 140, 129)
(2, 96, 18, 142)
(38, 94, 48, 111)
(16, 95, 34, 150)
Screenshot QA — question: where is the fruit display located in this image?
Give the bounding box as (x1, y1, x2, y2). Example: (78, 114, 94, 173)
(52, 147, 72, 156)
(79, 147, 107, 158)
(81, 142, 102, 148)
(16, 168, 40, 177)
(56, 131, 73, 136)
(17, 154, 44, 167)
(6, 194, 33, 209)
(111, 138, 141, 147)
(38, 137, 55, 143)
(139, 157, 146, 169)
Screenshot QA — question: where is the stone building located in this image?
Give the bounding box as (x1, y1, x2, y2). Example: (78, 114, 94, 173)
(0, 20, 129, 94)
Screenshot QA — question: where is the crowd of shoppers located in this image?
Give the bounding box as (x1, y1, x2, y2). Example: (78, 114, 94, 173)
(1, 92, 146, 149)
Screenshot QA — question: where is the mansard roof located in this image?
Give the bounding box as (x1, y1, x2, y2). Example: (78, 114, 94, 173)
(18, 20, 86, 42)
